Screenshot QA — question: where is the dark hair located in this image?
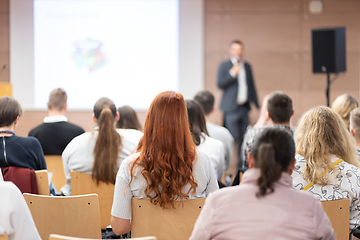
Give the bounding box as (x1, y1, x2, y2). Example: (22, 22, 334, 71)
(0, 97, 23, 127)
(92, 97, 122, 184)
(185, 100, 209, 146)
(48, 88, 67, 111)
(251, 127, 295, 197)
(194, 91, 215, 116)
(130, 91, 197, 208)
(267, 91, 293, 124)
(230, 40, 244, 47)
(116, 106, 142, 131)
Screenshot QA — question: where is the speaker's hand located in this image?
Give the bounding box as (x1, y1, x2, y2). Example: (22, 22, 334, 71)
(230, 64, 240, 76)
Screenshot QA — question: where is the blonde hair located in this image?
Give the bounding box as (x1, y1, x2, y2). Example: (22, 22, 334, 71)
(295, 106, 360, 185)
(350, 108, 360, 138)
(48, 88, 67, 111)
(332, 93, 358, 129)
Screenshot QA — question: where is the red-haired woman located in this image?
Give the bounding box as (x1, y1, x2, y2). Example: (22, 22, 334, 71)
(110, 91, 219, 235)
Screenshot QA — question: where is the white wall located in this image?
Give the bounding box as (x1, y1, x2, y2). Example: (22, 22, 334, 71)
(10, 0, 204, 109)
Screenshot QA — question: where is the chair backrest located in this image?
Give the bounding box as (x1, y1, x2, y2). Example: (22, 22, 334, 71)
(70, 171, 115, 229)
(49, 234, 157, 240)
(44, 155, 66, 193)
(321, 198, 350, 240)
(0, 235, 8, 240)
(131, 197, 206, 240)
(23, 193, 101, 240)
(35, 170, 50, 195)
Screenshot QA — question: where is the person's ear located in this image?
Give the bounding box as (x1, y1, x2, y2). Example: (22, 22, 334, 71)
(291, 109, 294, 116)
(350, 129, 356, 137)
(63, 103, 68, 112)
(266, 112, 271, 120)
(115, 112, 120, 121)
(248, 153, 254, 169)
(92, 114, 97, 123)
(13, 116, 20, 126)
(47, 103, 51, 110)
(288, 159, 296, 175)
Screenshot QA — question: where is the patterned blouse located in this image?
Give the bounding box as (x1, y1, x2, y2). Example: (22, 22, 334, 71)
(292, 154, 360, 229)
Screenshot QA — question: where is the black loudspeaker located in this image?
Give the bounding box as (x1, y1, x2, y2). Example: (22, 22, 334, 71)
(312, 27, 346, 73)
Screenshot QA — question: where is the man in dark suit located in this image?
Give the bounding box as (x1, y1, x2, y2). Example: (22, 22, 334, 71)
(217, 40, 259, 169)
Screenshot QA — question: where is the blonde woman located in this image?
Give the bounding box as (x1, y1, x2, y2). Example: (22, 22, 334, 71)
(292, 106, 360, 230)
(332, 93, 358, 129)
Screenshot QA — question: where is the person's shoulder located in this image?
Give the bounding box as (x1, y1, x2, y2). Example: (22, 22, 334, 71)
(62, 122, 85, 132)
(117, 128, 143, 141)
(244, 61, 252, 67)
(207, 123, 231, 135)
(245, 127, 263, 136)
(204, 134, 223, 146)
(28, 123, 47, 135)
(195, 150, 212, 166)
(14, 135, 41, 145)
(66, 131, 91, 145)
(0, 181, 22, 195)
(218, 59, 232, 67)
(207, 185, 243, 203)
(122, 152, 140, 165)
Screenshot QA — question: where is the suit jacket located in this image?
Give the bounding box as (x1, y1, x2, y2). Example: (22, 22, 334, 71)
(217, 60, 259, 113)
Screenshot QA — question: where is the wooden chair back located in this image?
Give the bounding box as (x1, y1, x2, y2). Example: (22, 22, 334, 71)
(23, 193, 101, 240)
(49, 234, 157, 240)
(131, 197, 205, 240)
(35, 170, 50, 195)
(0, 235, 8, 240)
(44, 155, 66, 193)
(71, 171, 115, 229)
(321, 198, 350, 240)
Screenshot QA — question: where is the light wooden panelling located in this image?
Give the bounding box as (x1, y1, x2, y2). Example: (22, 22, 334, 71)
(222, 13, 301, 53)
(206, 0, 301, 12)
(205, 0, 360, 125)
(0, 0, 9, 83)
(301, 52, 360, 91)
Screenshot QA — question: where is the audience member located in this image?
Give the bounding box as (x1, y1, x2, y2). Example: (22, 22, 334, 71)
(350, 107, 360, 160)
(332, 93, 358, 129)
(0, 97, 46, 170)
(0, 181, 41, 240)
(190, 128, 335, 240)
(292, 106, 360, 230)
(61, 97, 143, 195)
(29, 88, 84, 155)
(194, 91, 234, 171)
(241, 91, 293, 170)
(116, 105, 143, 131)
(111, 91, 218, 235)
(186, 99, 225, 182)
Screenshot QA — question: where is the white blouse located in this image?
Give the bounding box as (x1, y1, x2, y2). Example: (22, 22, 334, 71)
(111, 150, 219, 220)
(292, 154, 360, 229)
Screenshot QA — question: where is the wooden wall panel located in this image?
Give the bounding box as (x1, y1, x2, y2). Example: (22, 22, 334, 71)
(205, 0, 360, 127)
(0, 0, 9, 83)
(206, 0, 301, 12)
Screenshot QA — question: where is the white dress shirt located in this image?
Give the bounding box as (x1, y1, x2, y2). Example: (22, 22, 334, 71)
(229, 57, 248, 105)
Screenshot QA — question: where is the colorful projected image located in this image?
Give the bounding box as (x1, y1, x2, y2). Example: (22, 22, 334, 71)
(73, 38, 105, 72)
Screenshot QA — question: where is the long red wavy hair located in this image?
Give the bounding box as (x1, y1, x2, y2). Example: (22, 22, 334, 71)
(129, 91, 198, 208)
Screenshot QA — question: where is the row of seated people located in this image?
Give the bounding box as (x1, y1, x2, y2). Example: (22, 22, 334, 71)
(1, 89, 360, 239)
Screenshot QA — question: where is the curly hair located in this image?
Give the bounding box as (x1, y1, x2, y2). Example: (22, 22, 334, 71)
(295, 106, 360, 185)
(129, 91, 198, 208)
